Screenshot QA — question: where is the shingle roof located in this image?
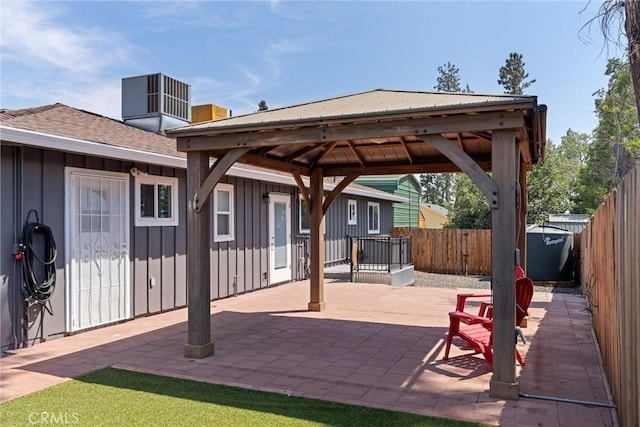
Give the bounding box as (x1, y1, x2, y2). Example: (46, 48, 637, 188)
(0, 103, 405, 202)
(0, 103, 181, 158)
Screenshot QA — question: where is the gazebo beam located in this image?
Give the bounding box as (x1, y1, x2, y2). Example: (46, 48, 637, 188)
(308, 167, 325, 312)
(322, 159, 492, 176)
(184, 151, 215, 358)
(241, 153, 310, 176)
(177, 111, 525, 152)
(490, 129, 519, 399)
(518, 156, 528, 272)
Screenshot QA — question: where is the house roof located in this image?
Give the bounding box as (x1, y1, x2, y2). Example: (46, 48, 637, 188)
(0, 103, 406, 203)
(547, 214, 590, 223)
(0, 103, 179, 157)
(420, 203, 449, 217)
(354, 174, 421, 189)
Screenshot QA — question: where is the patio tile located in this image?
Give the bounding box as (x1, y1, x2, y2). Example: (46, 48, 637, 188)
(0, 281, 618, 427)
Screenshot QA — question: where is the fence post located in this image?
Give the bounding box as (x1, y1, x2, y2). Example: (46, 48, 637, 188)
(387, 236, 392, 273)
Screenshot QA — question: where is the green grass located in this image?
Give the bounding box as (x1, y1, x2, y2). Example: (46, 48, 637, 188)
(0, 368, 485, 426)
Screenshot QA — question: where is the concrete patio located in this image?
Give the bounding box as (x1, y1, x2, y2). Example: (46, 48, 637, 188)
(0, 280, 616, 426)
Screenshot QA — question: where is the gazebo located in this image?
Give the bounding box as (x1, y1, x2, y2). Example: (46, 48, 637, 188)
(167, 89, 547, 399)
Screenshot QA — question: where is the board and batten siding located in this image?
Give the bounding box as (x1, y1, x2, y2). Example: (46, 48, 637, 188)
(393, 175, 421, 228)
(0, 144, 188, 351)
(293, 192, 394, 269)
(354, 175, 420, 228)
(1, 143, 395, 351)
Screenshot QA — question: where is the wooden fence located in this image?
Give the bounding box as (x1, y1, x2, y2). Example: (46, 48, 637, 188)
(391, 228, 491, 275)
(579, 164, 638, 427)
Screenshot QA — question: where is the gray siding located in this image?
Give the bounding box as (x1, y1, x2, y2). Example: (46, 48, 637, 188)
(0, 145, 188, 351)
(1, 143, 395, 351)
(292, 191, 393, 274)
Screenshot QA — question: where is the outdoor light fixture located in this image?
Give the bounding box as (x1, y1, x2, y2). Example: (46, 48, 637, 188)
(262, 193, 270, 204)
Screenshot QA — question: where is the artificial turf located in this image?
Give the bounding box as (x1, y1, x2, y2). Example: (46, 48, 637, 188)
(0, 367, 486, 426)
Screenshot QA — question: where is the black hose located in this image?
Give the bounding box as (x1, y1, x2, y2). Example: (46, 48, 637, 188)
(20, 210, 57, 309)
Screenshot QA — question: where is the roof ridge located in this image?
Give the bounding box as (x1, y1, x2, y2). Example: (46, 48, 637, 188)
(0, 103, 62, 121)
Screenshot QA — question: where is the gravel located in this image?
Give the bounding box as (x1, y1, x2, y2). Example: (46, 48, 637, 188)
(412, 270, 582, 295)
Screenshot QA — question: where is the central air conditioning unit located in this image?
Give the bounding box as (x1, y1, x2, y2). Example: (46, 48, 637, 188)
(122, 73, 191, 134)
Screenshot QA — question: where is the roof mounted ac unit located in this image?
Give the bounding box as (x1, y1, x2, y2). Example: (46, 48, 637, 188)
(122, 73, 191, 134)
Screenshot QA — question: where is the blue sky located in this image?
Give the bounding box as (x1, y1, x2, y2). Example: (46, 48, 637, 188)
(0, 1, 627, 144)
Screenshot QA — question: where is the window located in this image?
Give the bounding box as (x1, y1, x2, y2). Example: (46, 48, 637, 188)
(348, 199, 357, 225)
(367, 202, 380, 234)
(298, 195, 325, 234)
(214, 183, 234, 242)
(299, 196, 310, 234)
(81, 189, 110, 232)
(135, 175, 178, 226)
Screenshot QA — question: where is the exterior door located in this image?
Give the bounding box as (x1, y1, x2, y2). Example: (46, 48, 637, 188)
(268, 193, 291, 284)
(66, 169, 130, 332)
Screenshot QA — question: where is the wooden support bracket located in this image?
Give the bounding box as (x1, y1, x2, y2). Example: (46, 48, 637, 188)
(323, 173, 360, 215)
(193, 148, 249, 212)
(292, 171, 311, 208)
(422, 134, 499, 208)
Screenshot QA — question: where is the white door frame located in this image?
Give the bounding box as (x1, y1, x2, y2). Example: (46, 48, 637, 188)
(268, 193, 292, 284)
(64, 167, 131, 332)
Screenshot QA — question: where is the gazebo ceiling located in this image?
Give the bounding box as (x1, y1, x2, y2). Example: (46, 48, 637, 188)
(168, 89, 547, 177)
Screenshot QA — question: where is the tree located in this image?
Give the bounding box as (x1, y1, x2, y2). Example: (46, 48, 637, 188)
(434, 61, 472, 93)
(558, 129, 590, 203)
(421, 62, 473, 208)
(257, 100, 269, 111)
(595, 1, 640, 123)
(527, 142, 573, 224)
(573, 58, 639, 214)
(420, 173, 454, 208)
(434, 62, 462, 92)
(445, 175, 490, 229)
(497, 52, 536, 95)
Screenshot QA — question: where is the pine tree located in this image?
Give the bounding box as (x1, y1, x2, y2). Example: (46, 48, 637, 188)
(497, 52, 536, 95)
(257, 100, 269, 111)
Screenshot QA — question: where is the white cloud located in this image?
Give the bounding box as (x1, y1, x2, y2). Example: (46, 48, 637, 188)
(269, 0, 308, 20)
(0, 1, 136, 74)
(0, 1, 141, 117)
(139, 1, 248, 30)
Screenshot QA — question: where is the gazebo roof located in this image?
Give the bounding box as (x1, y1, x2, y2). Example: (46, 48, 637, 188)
(168, 89, 546, 177)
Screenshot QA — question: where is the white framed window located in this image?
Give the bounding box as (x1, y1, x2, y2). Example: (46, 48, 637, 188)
(214, 183, 234, 242)
(348, 199, 357, 225)
(299, 195, 310, 234)
(298, 195, 325, 234)
(367, 202, 380, 234)
(135, 175, 178, 226)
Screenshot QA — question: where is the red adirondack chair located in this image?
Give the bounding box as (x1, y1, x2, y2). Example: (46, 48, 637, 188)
(443, 276, 534, 368)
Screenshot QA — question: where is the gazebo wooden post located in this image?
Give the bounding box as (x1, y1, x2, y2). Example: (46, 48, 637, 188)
(490, 129, 519, 399)
(308, 167, 326, 311)
(518, 157, 528, 273)
(184, 151, 214, 358)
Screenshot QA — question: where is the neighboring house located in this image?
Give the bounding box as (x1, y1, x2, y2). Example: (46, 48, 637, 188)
(354, 175, 421, 228)
(0, 99, 402, 352)
(545, 214, 590, 233)
(419, 203, 449, 228)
